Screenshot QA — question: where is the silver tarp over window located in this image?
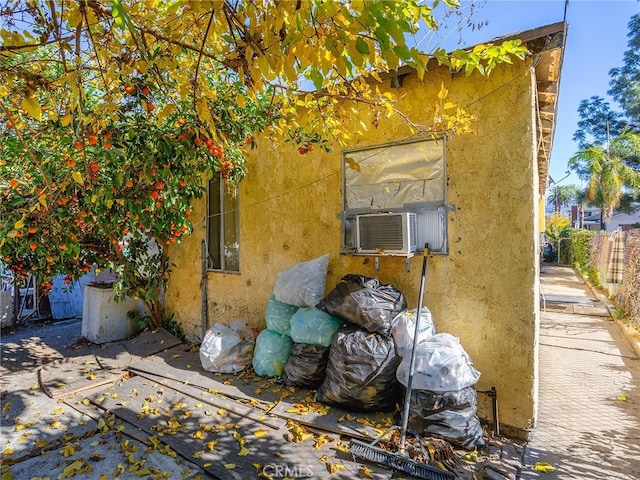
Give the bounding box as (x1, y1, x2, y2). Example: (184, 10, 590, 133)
(344, 139, 445, 211)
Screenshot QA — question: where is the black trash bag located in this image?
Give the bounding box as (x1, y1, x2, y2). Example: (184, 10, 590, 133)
(316, 327, 400, 412)
(406, 388, 485, 449)
(281, 343, 330, 389)
(317, 274, 407, 336)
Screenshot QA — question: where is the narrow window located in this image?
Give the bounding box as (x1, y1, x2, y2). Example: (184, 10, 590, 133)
(207, 176, 240, 272)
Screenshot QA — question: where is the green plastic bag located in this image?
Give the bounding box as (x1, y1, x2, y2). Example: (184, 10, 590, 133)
(252, 329, 293, 377)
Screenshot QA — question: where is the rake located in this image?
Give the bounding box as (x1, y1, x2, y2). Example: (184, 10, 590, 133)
(349, 245, 454, 480)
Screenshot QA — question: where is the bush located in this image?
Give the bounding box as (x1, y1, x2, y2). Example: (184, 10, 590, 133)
(566, 229, 599, 285)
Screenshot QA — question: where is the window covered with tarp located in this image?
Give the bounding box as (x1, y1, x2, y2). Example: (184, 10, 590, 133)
(341, 138, 450, 255)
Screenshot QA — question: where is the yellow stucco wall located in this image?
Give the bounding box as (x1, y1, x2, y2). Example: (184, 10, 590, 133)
(166, 59, 541, 437)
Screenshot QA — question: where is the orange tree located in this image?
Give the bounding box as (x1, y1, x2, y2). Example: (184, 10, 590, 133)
(1, 75, 269, 326)
(1, 1, 526, 327)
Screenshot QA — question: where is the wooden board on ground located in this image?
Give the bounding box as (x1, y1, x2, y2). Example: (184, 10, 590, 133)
(93, 341, 134, 370)
(128, 347, 309, 407)
(133, 370, 284, 430)
(38, 357, 124, 399)
(269, 399, 396, 442)
(81, 374, 362, 480)
(121, 328, 183, 359)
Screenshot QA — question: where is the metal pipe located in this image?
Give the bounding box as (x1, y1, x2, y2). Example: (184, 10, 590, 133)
(201, 240, 208, 342)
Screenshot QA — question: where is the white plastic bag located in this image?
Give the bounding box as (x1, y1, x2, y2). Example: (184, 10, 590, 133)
(273, 254, 329, 307)
(391, 307, 436, 357)
(199, 319, 257, 373)
(396, 333, 480, 391)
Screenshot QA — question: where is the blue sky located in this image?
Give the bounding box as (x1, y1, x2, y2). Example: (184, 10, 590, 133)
(431, 0, 640, 189)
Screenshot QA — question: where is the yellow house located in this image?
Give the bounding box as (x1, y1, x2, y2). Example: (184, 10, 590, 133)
(166, 22, 565, 440)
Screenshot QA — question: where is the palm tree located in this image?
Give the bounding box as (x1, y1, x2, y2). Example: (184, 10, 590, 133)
(547, 184, 582, 213)
(569, 132, 640, 230)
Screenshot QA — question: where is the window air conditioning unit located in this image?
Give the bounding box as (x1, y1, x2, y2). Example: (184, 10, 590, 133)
(355, 212, 418, 254)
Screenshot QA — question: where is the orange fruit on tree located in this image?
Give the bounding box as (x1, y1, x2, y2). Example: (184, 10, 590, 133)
(154, 182, 164, 190)
(298, 146, 307, 155)
(9, 179, 18, 188)
(141, 86, 151, 95)
(74, 140, 84, 149)
(28, 226, 37, 234)
(124, 84, 134, 94)
(66, 159, 76, 167)
(30, 243, 37, 250)
(126, 180, 133, 188)
(88, 135, 98, 146)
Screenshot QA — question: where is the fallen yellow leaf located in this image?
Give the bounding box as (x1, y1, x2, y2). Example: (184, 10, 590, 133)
(326, 461, 344, 475)
(534, 462, 556, 473)
(315, 434, 331, 449)
(254, 429, 268, 438)
(62, 444, 75, 457)
(360, 465, 374, 478)
(224, 464, 236, 469)
(238, 447, 250, 456)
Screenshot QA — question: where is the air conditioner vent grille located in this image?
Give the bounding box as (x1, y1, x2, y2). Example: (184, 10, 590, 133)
(356, 213, 417, 254)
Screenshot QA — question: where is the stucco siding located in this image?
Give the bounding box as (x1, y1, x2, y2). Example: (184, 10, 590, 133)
(166, 59, 539, 435)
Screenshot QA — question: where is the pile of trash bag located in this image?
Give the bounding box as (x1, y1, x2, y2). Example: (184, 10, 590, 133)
(254, 254, 331, 378)
(316, 327, 400, 411)
(396, 333, 484, 448)
(318, 274, 407, 336)
(200, 320, 258, 374)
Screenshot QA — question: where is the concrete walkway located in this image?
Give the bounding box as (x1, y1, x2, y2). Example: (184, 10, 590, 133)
(521, 265, 640, 480)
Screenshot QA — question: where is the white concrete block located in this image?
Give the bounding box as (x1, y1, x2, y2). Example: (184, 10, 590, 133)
(82, 285, 143, 344)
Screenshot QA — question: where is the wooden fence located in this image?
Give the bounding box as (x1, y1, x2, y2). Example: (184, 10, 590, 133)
(590, 228, 640, 328)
